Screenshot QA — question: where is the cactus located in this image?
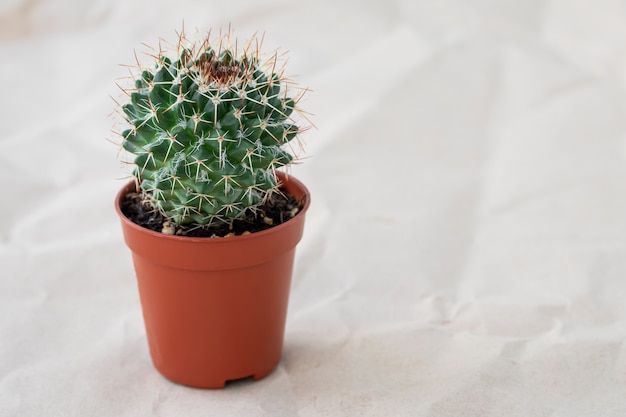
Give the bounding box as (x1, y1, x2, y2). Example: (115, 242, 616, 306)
(117, 30, 306, 227)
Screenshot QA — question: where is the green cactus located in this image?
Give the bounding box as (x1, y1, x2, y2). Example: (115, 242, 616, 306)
(118, 31, 305, 227)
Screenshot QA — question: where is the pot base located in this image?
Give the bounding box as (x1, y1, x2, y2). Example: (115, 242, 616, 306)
(157, 364, 276, 389)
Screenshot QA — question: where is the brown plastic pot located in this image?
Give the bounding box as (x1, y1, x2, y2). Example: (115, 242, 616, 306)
(114, 172, 310, 388)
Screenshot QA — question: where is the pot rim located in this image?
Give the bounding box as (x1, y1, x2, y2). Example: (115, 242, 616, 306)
(114, 171, 310, 243)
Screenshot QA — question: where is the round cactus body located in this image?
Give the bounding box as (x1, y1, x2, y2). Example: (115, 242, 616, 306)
(119, 32, 305, 226)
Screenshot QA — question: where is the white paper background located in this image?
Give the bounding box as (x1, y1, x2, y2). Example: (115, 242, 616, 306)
(3, 0, 626, 415)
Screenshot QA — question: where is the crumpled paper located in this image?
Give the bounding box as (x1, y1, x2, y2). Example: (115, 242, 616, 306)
(2, 0, 626, 415)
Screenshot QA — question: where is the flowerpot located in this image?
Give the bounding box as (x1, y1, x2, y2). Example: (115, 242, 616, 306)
(114, 172, 310, 388)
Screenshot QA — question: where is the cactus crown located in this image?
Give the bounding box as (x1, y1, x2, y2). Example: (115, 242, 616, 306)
(117, 30, 306, 226)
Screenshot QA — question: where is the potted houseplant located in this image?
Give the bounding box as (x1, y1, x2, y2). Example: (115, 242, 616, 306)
(113, 29, 311, 389)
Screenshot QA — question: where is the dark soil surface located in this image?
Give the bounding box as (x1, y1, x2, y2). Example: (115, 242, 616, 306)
(120, 188, 303, 238)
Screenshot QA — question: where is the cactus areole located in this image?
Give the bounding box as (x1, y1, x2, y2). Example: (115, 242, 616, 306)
(118, 30, 307, 229)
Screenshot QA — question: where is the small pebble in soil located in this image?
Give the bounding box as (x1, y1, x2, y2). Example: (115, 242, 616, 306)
(161, 221, 176, 235)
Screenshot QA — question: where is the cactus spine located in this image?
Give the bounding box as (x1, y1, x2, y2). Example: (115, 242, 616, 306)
(118, 30, 305, 226)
